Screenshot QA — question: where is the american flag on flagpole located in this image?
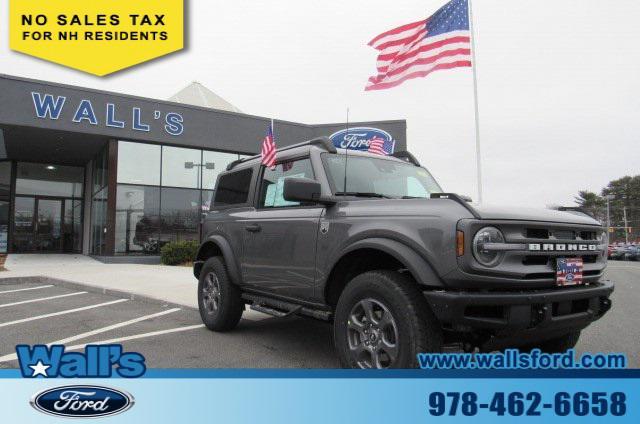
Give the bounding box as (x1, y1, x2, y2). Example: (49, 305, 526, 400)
(365, 0, 471, 91)
(261, 121, 276, 169)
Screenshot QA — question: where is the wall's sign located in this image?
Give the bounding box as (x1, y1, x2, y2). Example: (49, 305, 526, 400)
(329, 127, 395, 155)
(31, 91, 184, 136)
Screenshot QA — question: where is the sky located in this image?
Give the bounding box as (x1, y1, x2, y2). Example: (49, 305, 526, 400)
(1, 0, 639, 207)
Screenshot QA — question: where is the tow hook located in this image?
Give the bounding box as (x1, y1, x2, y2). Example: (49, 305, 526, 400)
(600, 298, 612, 313)
(531, 305, 547, 326)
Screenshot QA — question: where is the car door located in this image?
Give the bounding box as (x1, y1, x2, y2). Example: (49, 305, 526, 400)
(241, 157, 323, 301)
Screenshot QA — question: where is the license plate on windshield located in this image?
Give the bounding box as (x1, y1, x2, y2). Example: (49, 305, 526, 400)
(556, 257, 584, 286)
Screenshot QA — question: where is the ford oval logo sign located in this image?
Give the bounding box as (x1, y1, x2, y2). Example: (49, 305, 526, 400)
(329, 127, 395, 154)
(30, 385, 134, 418)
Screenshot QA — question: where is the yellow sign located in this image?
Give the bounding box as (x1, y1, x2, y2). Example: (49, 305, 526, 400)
(9, 0, 184, 76)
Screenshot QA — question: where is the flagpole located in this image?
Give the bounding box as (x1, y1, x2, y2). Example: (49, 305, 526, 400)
(271, 118, 275, 140)
(468, 0, 483, 204)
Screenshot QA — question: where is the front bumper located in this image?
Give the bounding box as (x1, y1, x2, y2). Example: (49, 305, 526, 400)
(423, 280, 614, 336)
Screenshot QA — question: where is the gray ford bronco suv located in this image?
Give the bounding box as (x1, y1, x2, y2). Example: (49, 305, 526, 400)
(193, 137, 613, 369)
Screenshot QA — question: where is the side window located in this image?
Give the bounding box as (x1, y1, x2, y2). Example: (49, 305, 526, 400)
(213, 168, 253, 207)
(259, 159, 314, 208)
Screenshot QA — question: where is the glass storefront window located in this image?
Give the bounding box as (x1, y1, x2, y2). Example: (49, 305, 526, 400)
(201, 190, 214, 212)
(101, 142, 256, 255)
(160, 187, 201, 243)
(64, 200, 83, 252)
(89, 145, 109, 255)
(92, 145, 108, 194)
(16, 163, 83, 198)
(161, 146, 201, 189)
(201, 151, 239, 190)
(0, 162, 10, 253)
(0, 161, 11, 199)
(115, 184, 161, 254)
(0, 200, 8, 254)
(117, 141, 161, 186)
(13, 197, 35, 252)
(36, 199, 62, 252)
(91, 188, 108, 255)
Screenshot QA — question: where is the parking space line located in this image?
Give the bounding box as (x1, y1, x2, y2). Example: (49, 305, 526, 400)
(0, 285, 54, 295)
(58, 324, 206, 353)
(0, 291, 87, 308)
(0, 307, 183, 363)
(50, 308, 182, 345)
(0, 299, 128, 328)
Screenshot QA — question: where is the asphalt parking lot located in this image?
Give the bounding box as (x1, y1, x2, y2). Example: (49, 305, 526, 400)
(0, 261, 638, 369)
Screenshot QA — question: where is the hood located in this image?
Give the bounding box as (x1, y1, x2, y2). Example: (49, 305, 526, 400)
(471, 204, 601, 226)
(335, 198, 601, 226)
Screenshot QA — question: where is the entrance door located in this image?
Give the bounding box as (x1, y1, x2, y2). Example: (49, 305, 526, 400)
(12, 196, 76, 253)
(12, 197, 36, 252)
(35, 198, 63, 252)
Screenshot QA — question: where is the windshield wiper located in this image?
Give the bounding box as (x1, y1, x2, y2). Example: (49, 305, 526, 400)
(334, 192, 393, 199)
(401, 195, 427, 199)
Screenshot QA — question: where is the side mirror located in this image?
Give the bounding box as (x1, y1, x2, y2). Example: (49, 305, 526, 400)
(283, 177, 326, 204)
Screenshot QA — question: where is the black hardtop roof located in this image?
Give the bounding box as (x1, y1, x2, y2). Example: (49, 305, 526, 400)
(226, 137, 419, 171)
(226, 137, 335, 170)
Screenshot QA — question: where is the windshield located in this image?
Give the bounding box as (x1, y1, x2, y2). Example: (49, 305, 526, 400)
(322, 153, 442, 198)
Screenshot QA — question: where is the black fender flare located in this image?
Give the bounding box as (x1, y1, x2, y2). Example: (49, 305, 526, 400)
(328, 237, 444, 288)
(194, 235, 242, 285)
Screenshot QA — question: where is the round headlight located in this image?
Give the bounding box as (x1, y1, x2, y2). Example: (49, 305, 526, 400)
(472, 226, 505, 267)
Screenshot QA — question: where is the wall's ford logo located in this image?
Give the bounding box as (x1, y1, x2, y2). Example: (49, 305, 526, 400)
(528, 243, 598, 252)
(31, 92, 185, 136)
(16, 344, 146, 378)
(329, 127, 395, 154)
(30, 385, 134, 418)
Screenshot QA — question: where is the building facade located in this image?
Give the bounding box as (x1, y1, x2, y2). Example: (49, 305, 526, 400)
(0, 75, 407, 257)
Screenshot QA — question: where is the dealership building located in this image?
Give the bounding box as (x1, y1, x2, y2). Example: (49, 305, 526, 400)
(0, 74, 406, 258)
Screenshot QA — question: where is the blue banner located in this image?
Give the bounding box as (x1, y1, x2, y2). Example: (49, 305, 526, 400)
(1, 370, 637, 422)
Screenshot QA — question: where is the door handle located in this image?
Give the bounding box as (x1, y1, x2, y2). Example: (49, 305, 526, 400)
(245, 224, 261, 233)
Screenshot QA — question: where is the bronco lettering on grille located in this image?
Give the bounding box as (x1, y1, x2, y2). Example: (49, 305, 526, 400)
(528, 243, 597, 252)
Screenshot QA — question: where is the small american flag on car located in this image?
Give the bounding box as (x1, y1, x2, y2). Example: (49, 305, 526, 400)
(556, 258, 584, 286)
(367, 136, 394, 155)
(366, 0, 471, 91)
(261, 122, 276, 169)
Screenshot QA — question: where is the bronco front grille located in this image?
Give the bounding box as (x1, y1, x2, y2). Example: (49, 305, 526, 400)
(522, 254, 599, 267)
(511, 223, 605, 280)
(461, 220, 607, 283)
(526, 228, 550, 239)
(522, 256, 549, 266)
(524, 228, 598, 241)
(580, 231, 598, 240)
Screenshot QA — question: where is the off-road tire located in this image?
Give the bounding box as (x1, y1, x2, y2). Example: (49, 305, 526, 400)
(198, 257, 243, 331)
(334, 270, 442, 369)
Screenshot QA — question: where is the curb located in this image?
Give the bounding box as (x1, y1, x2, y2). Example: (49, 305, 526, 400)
(0, 275, 197, 311)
